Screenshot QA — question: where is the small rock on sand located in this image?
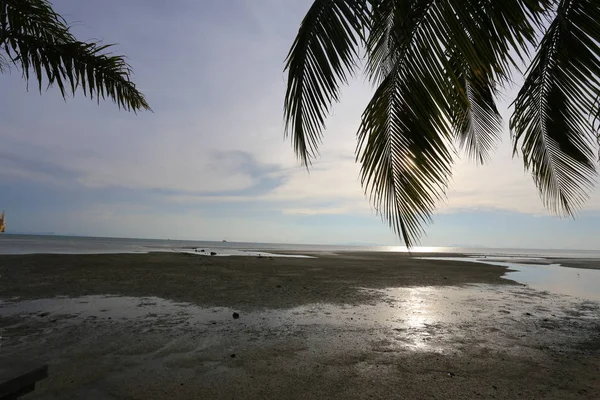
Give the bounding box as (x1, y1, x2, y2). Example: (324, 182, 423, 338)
(232, 312, 240, 319)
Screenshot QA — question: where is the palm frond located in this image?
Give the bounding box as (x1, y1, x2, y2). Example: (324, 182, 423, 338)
(284, 0, 369, 165)
(511, 0, 600, 216)
(357, 1, 456, 246)
(358, 0, 530, 245)
(448, 51, 503, 164)
(365, 0, 540, 163)
(442, 0, 548, 162)
(357, 63, 454, 247)
(0, 0, 150, 112)
(364, 0, 397, 84)
(451, 0, 551, 80)
(359, 0, 515, 245)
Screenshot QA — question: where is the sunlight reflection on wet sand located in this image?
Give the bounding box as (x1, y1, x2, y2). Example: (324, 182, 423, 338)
(2, 282, 597, 353)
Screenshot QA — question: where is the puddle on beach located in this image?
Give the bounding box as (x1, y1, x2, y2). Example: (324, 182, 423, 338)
(420, 257, 600, 301)
(175, 248, 315, 258)
(2, 283, 598, 353)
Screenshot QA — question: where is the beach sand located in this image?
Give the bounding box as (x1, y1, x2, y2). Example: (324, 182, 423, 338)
(1, 252, 599, 399)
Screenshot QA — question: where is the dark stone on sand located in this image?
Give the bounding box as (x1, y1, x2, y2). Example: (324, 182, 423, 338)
(210, 252, 217, 256)
(230, 354, 236, 358)
(232, 312, 240, 319)
(38, 312, 50, 317)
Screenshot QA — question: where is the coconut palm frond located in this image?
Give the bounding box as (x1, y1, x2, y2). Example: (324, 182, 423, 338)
(455, 0, 551, 80)
(358, 2, 451, 246)
(284, 0, 370, 165)
(443, 0, 549, 162)
(365, 0, 539, 164)
(511, 0, 600, 216)
(0, 0, 150, 112)
(358, 0, 513, 245)
(452, 63, 503, 165)
(357, 64, 455, 247)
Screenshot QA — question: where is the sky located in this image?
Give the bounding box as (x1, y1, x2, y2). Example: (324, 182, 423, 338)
(1, 0, 600, 249)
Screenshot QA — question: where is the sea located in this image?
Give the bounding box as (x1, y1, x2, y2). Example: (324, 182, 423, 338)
(1, 234, 600, 258)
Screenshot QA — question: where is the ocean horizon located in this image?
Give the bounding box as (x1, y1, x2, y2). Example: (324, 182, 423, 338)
(1, 233, 600, 258)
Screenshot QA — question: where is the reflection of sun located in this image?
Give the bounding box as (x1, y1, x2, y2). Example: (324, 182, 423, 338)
(383, 246, 449, 253)
(400, 287, 437, 350)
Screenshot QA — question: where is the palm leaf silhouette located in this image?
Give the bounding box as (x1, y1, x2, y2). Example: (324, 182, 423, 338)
(0, 0, 149, 111)
(285, 0, 599, 247)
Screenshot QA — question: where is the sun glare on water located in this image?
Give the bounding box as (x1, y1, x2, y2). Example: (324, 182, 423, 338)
(381, 246, 450, 253)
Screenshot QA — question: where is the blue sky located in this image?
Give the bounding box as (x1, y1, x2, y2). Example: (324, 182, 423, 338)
(1, 0, 599, 249)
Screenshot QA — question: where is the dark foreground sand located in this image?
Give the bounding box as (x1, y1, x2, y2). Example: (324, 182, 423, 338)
(0, 252, 599, 399)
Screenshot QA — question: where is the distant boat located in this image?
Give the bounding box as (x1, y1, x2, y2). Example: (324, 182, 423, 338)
(222, 239, 227, 242)
(0, 210, 5, 233)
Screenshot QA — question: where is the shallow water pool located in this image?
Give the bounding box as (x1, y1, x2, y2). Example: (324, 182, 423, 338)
(420, 257, 600, 301)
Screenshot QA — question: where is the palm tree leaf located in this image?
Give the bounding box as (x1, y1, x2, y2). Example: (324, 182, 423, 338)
(365, 0, 541, 164)
(357, 63, 454, 247)
(447, 50, 502, 164)
(448, 0, 553, 163)
(359, 0, 518, 245)
(449, 0, 551, 81)
(364, 0, 397, 84)
(284, 0, 369, 165)
(358, 0, 514, 246)
(511, 0, 600, 216)
(0, 0, 150, 112)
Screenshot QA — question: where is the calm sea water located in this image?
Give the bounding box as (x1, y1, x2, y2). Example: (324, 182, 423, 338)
(1, 234, 600, 258)
(0, 235, 600, 258)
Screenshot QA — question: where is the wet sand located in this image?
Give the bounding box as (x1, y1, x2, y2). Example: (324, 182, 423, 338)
(1, 252, 599, 399)
(0, 252, 514, 308)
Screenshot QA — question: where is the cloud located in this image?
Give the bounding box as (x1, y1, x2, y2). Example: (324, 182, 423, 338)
(0, 151, 79, 185)
(438, 145, 600, 215)
(73, 149, 268, 193)
(281, 204, 369, 216)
